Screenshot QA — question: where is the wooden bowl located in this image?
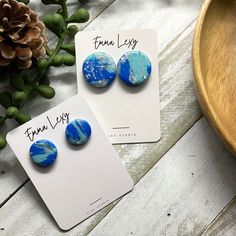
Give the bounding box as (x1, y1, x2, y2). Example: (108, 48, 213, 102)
(193, 0, 236, 153)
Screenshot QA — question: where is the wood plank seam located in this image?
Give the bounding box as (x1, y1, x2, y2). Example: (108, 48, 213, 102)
(159, 18, 197, 58)
(0, 179, 29, 209)
(83, 115, 204, 235)
(87, 117, 236, 236)
(82, 0, 117, 30)
(200, 195, 236, 235)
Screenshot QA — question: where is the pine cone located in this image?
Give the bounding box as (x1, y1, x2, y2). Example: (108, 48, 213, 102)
(0, 0, 47, 69)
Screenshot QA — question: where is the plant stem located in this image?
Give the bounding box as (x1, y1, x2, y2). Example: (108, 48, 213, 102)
(60, 0, 68, 19)
(47, 33, 66, 65)
(0, 0, 83, 149)
(42, 0, 68, 68)
(45, 45, 52, 56)
(36, 0, 69, 80)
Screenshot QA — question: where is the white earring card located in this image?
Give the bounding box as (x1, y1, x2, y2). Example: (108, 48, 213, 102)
(6, 95, 134, 231)
(75, 29, 161, 144)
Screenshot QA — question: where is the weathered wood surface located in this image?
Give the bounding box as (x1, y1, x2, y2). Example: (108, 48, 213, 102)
(2, 118, 236, 235)
(89, 118, 236, 236)
(1, 1, 205, 234)
(2, 0, 229, 235)
(202, 197, 236, 236)
(0, 0, 203, 206)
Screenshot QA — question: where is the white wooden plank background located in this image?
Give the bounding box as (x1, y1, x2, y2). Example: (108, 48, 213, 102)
(2, 0, 236, 235)
(1, 0, 203, 234)
(202, 197, 236, 236)
(88, 118, 236, 236)
(0, 0, 203, 206)
(2, 119, 236, 235)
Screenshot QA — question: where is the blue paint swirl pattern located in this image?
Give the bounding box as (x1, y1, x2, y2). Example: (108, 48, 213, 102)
(82, 52, 117, 88)
(117, 51, 152, 86)
(30, 140, 58, 167)
(65, 119, 91, 145)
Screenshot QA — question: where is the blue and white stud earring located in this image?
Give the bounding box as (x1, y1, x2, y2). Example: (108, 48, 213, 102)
(30, 139, 58, 167)
(65, 119, 92, 145)
(117, 51, 152, 86)
(82, 52, 116, 88)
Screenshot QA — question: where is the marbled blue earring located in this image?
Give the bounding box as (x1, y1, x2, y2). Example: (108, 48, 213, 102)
(30, 140, 58, 167)
(117, 51, 152, 86)
(65, 119, 92, 145)
(82, 52, 116, 88)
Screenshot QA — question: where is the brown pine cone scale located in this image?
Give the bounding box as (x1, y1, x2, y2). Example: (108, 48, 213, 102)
(0, 0, 47, 69)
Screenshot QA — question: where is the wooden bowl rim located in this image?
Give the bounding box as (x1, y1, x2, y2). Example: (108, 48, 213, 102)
(192, 0, 236, 153)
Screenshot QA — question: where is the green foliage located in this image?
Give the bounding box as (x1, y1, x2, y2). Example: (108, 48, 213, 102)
(17, 0, 30, 4)
(13, 91, 27, 105)
(61, 43, 75, 55)
(44, 14, 65, 37)
(6, 107, 19, 119)
(0, 116, 5, 125)
(39, 75, 50, 86)
(10, 77, 25, 91)
(42, 0, 62, 4)
(0, 92, 12, 109)
(67, 8, 90, 23)
(63, 54, 75, 66)
(79, 0, 89, 4)
(51, 54, 64, 67)
(66, 25, 79, 37)
(0, 135, 6, 150)
(15, 112, 31, 124)
(36, 85, 55, 99)
(0, 0, 90, 149)
(37, 59, 50, 73)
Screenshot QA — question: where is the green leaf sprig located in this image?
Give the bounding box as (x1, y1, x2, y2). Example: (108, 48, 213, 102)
(0, 0, 90, 149)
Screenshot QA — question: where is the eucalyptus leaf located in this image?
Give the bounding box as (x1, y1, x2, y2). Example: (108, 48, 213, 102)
(63, 54, 75, 66)
(36, 85, 55, 99)
(44, 14, 65, 37)
(61, 43, 75, 55)
(15, 112, 31, 124)
(67, 8, 89, 23)
(66, 25, 79, 37)
(5, 107, 19, 119)
(13, 91, 28, 105)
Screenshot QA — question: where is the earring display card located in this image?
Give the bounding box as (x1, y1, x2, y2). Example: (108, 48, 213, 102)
(75, 29, 161, 144)
(6, 95, 134, 231)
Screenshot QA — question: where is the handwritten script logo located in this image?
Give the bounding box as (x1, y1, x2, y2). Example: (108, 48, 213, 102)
(24, 112, 70, 141)
(93, 34, 138, 50)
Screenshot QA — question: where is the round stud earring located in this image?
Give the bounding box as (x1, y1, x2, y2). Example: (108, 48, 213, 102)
(65, 119, 92, 145)
(117, 51, 152, 86)
(82, 52, 116, 88)
(30, 139, 58, 167)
